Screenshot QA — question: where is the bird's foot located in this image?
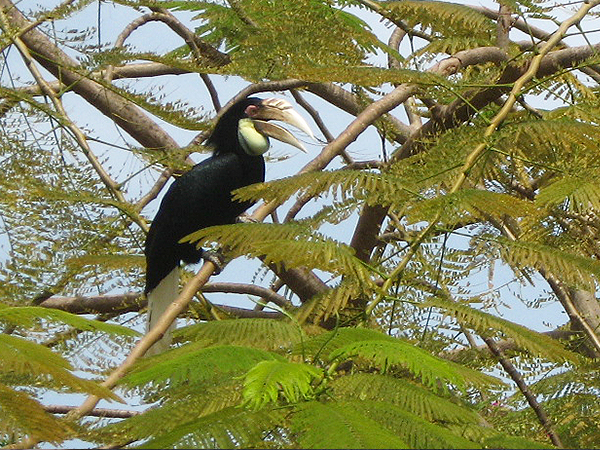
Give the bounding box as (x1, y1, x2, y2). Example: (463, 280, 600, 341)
(236, 213, 258, 224)
(201, 249, 226, 274)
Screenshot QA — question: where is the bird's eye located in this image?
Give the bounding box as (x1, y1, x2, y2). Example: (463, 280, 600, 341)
(245, 104, 259, 117)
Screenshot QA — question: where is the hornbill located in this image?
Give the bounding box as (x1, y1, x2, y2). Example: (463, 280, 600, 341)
(144, 97, 313, 354)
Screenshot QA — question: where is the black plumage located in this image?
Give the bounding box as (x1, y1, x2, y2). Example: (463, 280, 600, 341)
(143, 96, 312, 354)
(144, 98, 265, 294)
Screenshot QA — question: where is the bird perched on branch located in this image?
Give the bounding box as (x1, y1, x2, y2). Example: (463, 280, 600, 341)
(144, 97, 313, 354)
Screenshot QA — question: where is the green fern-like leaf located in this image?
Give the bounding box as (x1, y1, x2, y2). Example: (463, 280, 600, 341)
(350, 399, 480, 449)
(496, 120, 600, 162)
(330, 373, 481, 425)
(0, 304, 139, 336)
(544, 393, 600, 449)
(296, 278, 363, 323)
(420, 296, 579, 363)
(0, 334, 118, 400)
(536, 173, 600, 214)
(97, 378, 245, 445)
(183, 222, 375, 286)
(66, 253, 144, 273)
(291, 64, 439, 86)
(329, 338, 498, 393)
(254, 238, 374, 286)
(498, 237, 600, 288)
(416, 35, 500, 56)
(291, 400, 410, 449)
(443, 422, 554, 449)
(182, 222, 311, 253)
(242, 360, 323, 410)
(233, 169, 403, 207)
(480, 433, 554, 449)
(405, 189, 537, 225)
(121, 344, 283, 393)
(295, 327, 498, 392)
(138, 406, 286, 449)
(293, 327, 398, 361)
(385, 0, 495, 38)
(0, 383, 71, 444)
(175, 318, 304, 351)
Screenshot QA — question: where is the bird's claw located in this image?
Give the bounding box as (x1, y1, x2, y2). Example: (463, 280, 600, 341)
(236, 213, 258, 224)
(201, 249, 226, 274)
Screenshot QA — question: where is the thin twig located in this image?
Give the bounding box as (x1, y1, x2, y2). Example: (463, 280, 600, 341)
(482, 336, 563, 448)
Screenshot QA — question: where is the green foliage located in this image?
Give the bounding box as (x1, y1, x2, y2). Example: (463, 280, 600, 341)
(0, 334, 118, 399)
(122, 344, 283, 394)
(242, 360, 323, 409)
(297, 278, 363, 322)
(97, 378, 248, 446)
(204, 0, 381, 80)
(184, 222, 377, 288)
(536, 173, 600, 214)
(488, 363, 600, 448)
(328, 336, 499, 393)
(92, 320, 517, 449)
(291, 401, 411, 449)
(345, 400, 481, 449)
(405, 189, 537, 226)
(420, 296, 579, 363)
(385, 1, 496, 39)
(293, 326, 399, 360)
(0, 383, 72, 444)
(0, 332, 121, 445)
(139, 406, 286, 449)
(175, 317, 304, 351)
(330, 372, 481, 425)
(2, 0, 600, 448)
(498, 238, 600, 289)
(0, 304, 139, 336)
(234, 168, 406, 206)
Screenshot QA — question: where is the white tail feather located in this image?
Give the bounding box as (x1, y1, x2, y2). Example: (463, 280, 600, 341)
(146, 267, 179, 355)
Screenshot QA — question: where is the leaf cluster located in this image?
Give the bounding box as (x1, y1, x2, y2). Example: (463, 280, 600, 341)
(0, 307, 135, 445)
(88, 319, 559, 448)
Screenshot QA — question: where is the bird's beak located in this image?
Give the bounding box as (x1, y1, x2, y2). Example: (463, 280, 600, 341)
(252, 98, 314, 153)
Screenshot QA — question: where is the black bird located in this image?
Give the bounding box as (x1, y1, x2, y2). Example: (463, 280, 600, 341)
(144, 97, 313, 354)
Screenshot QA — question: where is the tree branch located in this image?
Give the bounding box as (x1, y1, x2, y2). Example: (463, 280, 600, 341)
(37, 283, 289, 317)
(44, 404, 140, 419)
